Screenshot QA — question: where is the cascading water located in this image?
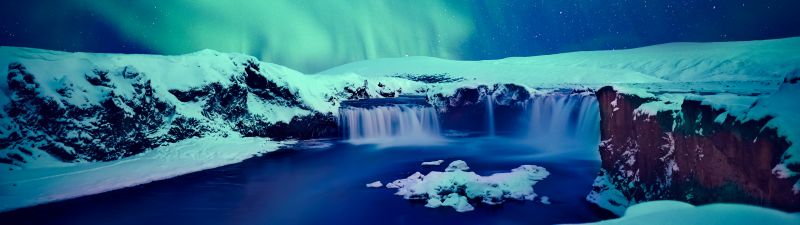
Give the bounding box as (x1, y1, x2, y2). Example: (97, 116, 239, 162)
(485, 94, 496, 136)
(339, 105, 441, 142)
(524, 93, 600, 151)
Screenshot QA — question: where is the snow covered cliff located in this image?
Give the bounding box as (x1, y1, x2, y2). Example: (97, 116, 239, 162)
(0, 48, 335, 166)
(588, 85, 799, 215)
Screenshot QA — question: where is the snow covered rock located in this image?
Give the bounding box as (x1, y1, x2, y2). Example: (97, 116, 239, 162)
(564, 200, 800, 225)
(425, 193, 475, 212)
(434, 84, 533, 133)
(386, 160, 550, 212)
(0, 47, 339, 167)
(444, 160, 469, 172)
(589, 86, 800, 215)
(747, 74, 800, 194)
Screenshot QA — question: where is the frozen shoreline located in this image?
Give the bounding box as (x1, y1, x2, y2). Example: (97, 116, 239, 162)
(0, 136, 286, 212)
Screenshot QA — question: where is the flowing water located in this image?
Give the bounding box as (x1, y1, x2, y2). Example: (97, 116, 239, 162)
(486, 94, 496, 136)
(525, 94, 601, 152)
(339, 105, 441, 143)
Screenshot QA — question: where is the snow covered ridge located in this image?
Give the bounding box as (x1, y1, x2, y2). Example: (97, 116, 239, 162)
(563, 200, 800, 225)
(322, 37, 800, 84)
(384, 160, 550, 212)
(0, 47, 346, 168)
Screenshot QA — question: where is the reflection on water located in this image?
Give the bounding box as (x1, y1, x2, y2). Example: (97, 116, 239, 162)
(0, 137, 613, 225)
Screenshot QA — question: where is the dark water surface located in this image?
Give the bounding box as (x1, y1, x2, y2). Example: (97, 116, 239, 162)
(1, 137, 613, 225)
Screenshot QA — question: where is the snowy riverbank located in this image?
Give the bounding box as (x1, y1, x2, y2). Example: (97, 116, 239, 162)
(0, 136, 286, 212)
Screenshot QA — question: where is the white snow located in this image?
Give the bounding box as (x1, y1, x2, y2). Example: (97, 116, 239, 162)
(246, 92, 311, 123)
(632, 92, 761, 121)
(633, 94, 684, 116)
(690, 93, 758, 119)
(0, 136, 287, 212)
(323, 37, 800, 84)
(746, 78, 800, 193)
(365, 181, 383, 188)
(585, 169, 632, 216)
(425, 193, 475, 212)
(563, 200, 800, 225)
(444, 160, 469, 172)
(0, 47, 243, 108)
(421, 159, 444, 166)
(385, 160, 549, 212)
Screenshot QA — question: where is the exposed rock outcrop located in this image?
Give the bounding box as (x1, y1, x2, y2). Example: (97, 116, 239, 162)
(433, 83, 530, 133)
(588, 86, 799, 215)
(0, 60, 338, 165)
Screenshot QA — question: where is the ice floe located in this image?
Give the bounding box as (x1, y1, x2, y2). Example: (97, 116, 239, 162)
(366, 181, 383, 188)
(540, 196, 551, 205)
(421, 160, 445, 166)
(385, 160, 549, 212)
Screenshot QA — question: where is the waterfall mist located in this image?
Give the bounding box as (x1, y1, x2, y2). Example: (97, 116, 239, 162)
(485, 94, 496, 137)
(524, 94, 601, 152)
(339, 105, 442, 144)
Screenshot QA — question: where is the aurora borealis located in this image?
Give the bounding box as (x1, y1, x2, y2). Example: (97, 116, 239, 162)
(2, 0, 799, 72)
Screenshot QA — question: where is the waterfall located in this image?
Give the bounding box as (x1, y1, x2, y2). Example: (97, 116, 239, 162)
(525, 93, 600, 150)
(339, 105, 441, 142)
(486, 94, 496, 137)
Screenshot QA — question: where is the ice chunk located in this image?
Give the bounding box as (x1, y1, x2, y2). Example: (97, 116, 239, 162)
(445, 160, 470, 172)
(386, 172, 423, 189)
(540, 196, 551, 205)
(365, 181, 383, 188)
(421, 159, 445, 166)
(386, 160, 549, 212)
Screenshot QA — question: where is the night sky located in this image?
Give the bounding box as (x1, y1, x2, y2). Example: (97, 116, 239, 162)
(2, 0, 798, 73)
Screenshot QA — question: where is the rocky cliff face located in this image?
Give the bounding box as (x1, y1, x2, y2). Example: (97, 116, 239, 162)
(433, 83, 531, 133)
(0, 59, 338, 166)
(588, 86, 799, 215)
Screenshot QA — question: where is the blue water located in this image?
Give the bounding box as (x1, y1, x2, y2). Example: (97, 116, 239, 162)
(0, 137, 611, 225)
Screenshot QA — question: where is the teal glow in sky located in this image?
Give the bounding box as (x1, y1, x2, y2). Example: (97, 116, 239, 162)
(84, 0, 472, 72)
(4, 0, 474, 72)
(2, 0, 799, 72)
